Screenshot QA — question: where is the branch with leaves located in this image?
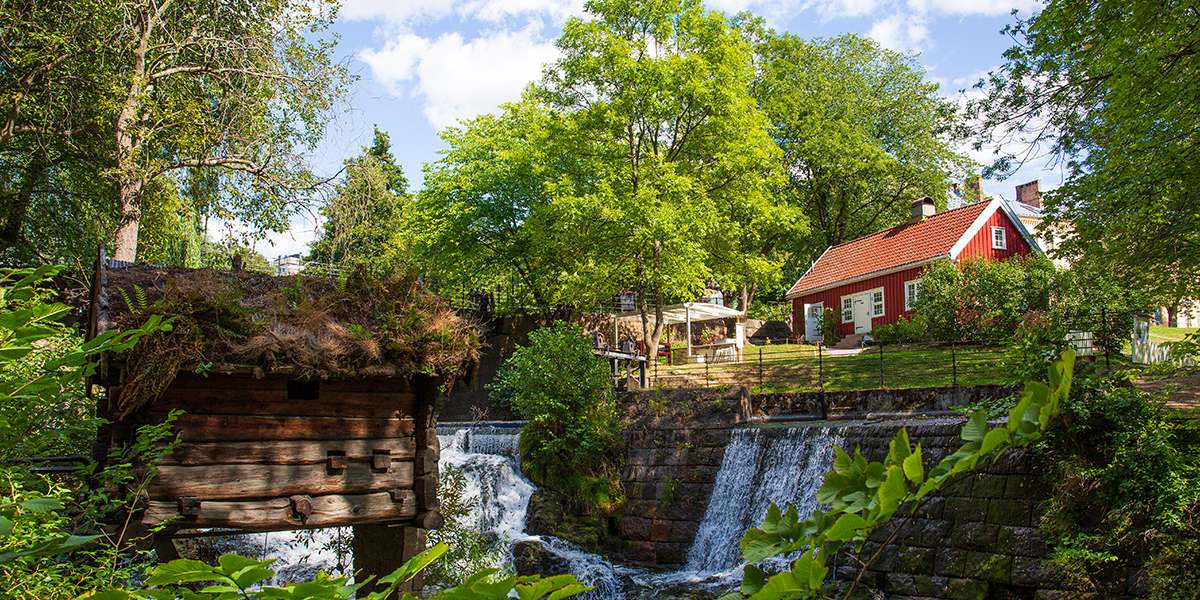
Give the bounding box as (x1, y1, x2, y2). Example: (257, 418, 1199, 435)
(723, 348, 1077, 600)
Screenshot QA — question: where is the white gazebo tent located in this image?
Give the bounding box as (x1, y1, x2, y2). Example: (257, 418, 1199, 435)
(613, 302, 745, 363)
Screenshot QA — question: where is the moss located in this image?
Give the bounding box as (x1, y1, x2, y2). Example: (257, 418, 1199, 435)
(106, 266, 479, 418)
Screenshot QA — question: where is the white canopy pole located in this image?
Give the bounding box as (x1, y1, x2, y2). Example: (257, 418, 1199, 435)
(686, 304, 693, 358)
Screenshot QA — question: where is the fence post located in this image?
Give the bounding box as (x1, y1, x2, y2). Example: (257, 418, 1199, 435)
(654, 353, 658, 387)
(951, 339, 958, 387)
(878, 342, 885, 389)
(705, 360, 710, 388)
(758, 345, 764, 393)
(818, 343, 824, 392)
(1101, 305, 1111, 371)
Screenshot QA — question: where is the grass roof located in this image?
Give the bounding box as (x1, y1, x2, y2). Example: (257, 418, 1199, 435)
(99, 265, 480, 419)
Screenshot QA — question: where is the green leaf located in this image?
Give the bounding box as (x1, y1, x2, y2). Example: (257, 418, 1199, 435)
(980, 427, 1009, 456)
(886, 428, 911, 466)
(902, 445, 924, 485)
(0, 515, 12, 536)
(961, 410, 988, 442)
(824, 513, 868, 542)
(740, 564, 766, 595)
(20, 497, 61, 513)
(378, 542, 448, 587)
(878, 465, 908, 518)
(145, 559, 224, 586)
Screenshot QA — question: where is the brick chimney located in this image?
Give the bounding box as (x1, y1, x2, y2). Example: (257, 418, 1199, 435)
(911, 197, 936, 222)
(969, 177, 985, 202)
(1015, 180, 1041, 208)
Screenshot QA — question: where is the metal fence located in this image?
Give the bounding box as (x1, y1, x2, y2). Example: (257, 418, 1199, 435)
(644, 311, 1134, 393)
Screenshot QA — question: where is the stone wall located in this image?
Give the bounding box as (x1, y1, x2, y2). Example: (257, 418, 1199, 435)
(613, 386, 749, 566)
(832, 420, 1145, 599)
(753, 384, 1016, 418)
(440, 316, 540, 422)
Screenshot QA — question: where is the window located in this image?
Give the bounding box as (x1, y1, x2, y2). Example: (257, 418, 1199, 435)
(904, 279, 922, 311)
(841, 297, 853, 323)
(991, 226, 1007, 250)
(871, 290, 884, 317)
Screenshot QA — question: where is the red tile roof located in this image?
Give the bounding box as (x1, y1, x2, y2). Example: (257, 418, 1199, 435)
(786, 201, 991, 298)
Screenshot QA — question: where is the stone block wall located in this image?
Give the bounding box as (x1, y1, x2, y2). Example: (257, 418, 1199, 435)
(832, 420, 1144, 599)
(753, 384, 1016, 418)
(613, 386, 749, 566)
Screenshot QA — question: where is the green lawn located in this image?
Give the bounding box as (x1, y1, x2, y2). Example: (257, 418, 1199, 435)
(1150, 326, 1198, 343)
(651, 342, 1009, 393)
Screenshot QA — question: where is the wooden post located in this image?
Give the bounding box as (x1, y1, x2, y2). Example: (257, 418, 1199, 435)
(353, 524, 425, 596)
(685, 304, 693, 360)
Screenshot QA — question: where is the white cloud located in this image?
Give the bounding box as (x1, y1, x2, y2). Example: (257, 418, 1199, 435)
(358, 22, 559, 130)
(906, 0, 1040, 17)
(868, 12, 929, 53)
(339, 0, 455, 23)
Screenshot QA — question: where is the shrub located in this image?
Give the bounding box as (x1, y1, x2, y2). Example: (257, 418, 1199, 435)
(818, 307, 841, 346)
(915, 255, 1061, 343)
(871, 313, 928, 344)
(1040, 377, 1200, 597)
(489, 321, 624, 510)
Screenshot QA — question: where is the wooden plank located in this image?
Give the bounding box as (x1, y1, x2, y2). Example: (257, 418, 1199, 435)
(166, 415, 415, 442)
(146, 388, 415, 418)
(143, 490, 417, 529)
(150, 461, 413, 499)
(167, 373, 413, 394)
(160, 438, 416, 466)
(353, 524, 425, 595)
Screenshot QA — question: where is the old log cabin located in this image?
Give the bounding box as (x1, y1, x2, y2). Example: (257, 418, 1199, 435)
(87, 257, 478, 546)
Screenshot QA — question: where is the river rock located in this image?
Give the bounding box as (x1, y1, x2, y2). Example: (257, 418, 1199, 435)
(512, 539, 574, 577)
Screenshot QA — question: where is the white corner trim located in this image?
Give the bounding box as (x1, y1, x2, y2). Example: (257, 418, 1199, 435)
(949, 199, 1002, 259)
(785, 245, 832, 299)
(997, 200, 1045, 256)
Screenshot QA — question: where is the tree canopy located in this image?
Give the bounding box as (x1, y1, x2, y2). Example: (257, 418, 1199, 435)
(973, 0, 1200, 317)
(0, 0, 350, 264)
(755, 32, 971, 271)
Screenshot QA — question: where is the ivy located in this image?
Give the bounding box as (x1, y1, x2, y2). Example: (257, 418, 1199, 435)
(723, 348, 1076, 600)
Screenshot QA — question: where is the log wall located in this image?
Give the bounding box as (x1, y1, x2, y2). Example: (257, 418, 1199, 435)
(122, 373, 432, 532)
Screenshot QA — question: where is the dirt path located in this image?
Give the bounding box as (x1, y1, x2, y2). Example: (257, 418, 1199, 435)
(1135, 370, 1200, 413)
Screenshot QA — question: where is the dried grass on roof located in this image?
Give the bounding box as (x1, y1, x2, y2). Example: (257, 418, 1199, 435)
(104, 266, 479, 419)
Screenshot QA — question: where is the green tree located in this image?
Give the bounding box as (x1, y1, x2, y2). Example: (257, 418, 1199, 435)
(755, 33, 971, 270)
(490, 322, 624, 509)
(973, 0, 1200, 321)
(541, 0, 786, 355)
(309, 128, 409, 270)
(0, 0, 350, 264)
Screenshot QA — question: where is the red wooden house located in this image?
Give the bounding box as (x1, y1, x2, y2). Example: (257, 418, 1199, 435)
(787, 197, 1040, 341)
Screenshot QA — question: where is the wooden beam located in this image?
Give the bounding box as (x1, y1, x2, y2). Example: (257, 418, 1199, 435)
(151, 388, 415, 418)
(160, 414, 415, 442)
(353, 524, 425, 597)
(149, 461, 413, 499)
(160, 438, 416, 466)
(144, 491, 417, 529)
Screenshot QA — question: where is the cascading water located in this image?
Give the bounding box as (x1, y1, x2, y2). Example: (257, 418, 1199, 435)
(684, 425, 844, 574)
(182, 422, 844, 598)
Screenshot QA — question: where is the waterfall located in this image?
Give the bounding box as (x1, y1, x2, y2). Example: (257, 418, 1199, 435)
(684, 425, 843, 574)
(437, 426, 625, 600)
(176, 422, 843, 598)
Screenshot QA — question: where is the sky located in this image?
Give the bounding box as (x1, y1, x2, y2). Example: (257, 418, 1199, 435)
(255, 0, 1063, 261)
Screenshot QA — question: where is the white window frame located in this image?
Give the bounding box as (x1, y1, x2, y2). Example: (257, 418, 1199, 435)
(870, 288, 885, 317)
(841, 296, 853, 323)
(904, 278, 922, 311)
(991, 226, 1007, 250)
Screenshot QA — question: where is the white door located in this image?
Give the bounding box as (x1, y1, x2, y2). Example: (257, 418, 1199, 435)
(804, 303, 823, 340)
(852, 295, 872, 334)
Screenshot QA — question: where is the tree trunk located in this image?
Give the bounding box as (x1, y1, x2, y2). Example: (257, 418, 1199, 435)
(113, 176, 143, 261)
(0, 152, 47, 246)
(1168, 302, 1180, 328)
(112, 2, 157, 262)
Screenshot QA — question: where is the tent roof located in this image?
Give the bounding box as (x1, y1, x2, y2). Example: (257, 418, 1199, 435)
(614, 302, 741, 325)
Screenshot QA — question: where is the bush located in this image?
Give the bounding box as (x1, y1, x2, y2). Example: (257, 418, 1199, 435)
(489, 321, 624, 510)
(916, 255, 1060, 343)
(818, 307, 841, 346)
(1040, 377, 1200, 597)
(871, 313, 928, 344)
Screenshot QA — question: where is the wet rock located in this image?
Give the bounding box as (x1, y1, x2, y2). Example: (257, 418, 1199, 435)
(512, 539, 573, 577)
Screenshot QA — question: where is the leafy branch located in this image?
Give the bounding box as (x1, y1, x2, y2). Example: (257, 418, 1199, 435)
(724, 348, 1077, 600)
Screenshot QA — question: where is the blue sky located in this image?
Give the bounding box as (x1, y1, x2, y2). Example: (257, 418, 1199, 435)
(257, 0, 1061, 259)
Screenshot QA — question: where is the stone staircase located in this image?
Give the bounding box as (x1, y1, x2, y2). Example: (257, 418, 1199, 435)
(833, 333, 866, 350)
